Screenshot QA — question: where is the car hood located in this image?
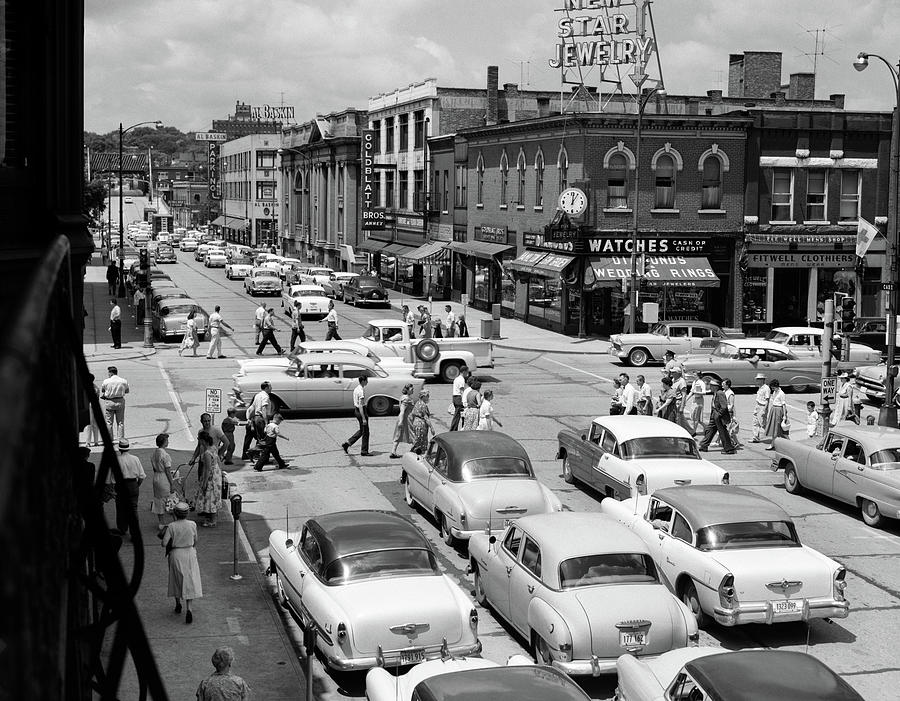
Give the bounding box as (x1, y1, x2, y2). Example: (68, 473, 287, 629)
(574, 584, 682, 658)
(855, 364, 887, 382)
(331, 576, 467, 653)
(451, 479, 550, 529)
(709, 546, 835, 599)
(636, 458, 726, 491)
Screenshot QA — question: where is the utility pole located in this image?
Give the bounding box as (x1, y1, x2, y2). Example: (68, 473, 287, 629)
(820, 299, 835, 429)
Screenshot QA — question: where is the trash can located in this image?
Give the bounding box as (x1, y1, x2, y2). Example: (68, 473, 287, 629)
(490, 304, 501, 339)
(480, 319, 494, 339)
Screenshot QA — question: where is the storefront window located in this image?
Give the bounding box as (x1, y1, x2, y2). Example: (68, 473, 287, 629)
(379, 255, 396, 282)
(501, 257, 517, 313)
(528, 277, 562, 322)
(657, 286, 706, 321)
(452, 255, 465, 295)
(474, 260, 490, 303)
(398, 261, 414, 287)
(742, 269, 767, 323)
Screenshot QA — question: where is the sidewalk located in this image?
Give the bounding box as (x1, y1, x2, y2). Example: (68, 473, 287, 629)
(102, 448, 306, 700)
(84, 262, 157, 362)
(386, 292, 612, 355)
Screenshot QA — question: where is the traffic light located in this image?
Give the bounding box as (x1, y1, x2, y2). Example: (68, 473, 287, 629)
(139, 247, 150, 269)
(841, 297, 857, 333)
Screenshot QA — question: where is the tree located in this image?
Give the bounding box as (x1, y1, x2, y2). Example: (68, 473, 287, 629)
(83, 179, 108, 222)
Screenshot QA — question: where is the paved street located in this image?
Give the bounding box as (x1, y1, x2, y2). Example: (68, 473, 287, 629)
(84, 249, 900, 700)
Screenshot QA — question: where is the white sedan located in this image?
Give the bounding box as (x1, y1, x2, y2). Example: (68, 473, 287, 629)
(204, 249, 227, 267)
(234, 340, 415, 376)
(600, 485, 849, 627)
(179, 238, 198, 252)
(760, 325, 882, 363)
(225, 260, 254, 279)
(281, 284, 329, 320)
(268, 509, 481, 671)
(279, 257, 303, 278)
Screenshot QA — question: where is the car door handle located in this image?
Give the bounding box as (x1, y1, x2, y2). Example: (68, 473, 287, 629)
(666, 557, 676, 566)
(658, 533, 665, 540)
(527, 585, 534, 594)
(857, 466, 865, 471)
(506, 566, 512, 576)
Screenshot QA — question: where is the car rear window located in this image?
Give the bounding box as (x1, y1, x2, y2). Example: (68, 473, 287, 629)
(620, 436, 699, 460)
(323, 549, 439, 584)
(457, 457, 533, 481)
(292, 289, 324, 297)
(160, 304, 198, 316)
(254, 270, 279, 277)
(357, 276, 381, 285)
(695, 520, 800, 551)
(559, 553, 659, 588)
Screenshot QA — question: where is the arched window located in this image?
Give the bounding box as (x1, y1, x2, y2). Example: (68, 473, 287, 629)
(500, 151, 509, 206)
(534, 150, 545, 207)
(516, 150, 526, 205)
(476, 153, 485, 206)
(701, 156, 722, 209)
(607, 153, 629, 209)
(655, 154, 676, 208)
(557, 147, 569, 194)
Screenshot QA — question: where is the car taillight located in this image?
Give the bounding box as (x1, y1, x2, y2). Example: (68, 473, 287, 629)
(834, 568, 847, 600)
(718, 574, 736, 608)
(635, 474, 647, 495)
(557, 641, 572, 661)
(469, 608, 478, 630)
(337, 622, 347, 641)
(722, 472, 730, 485)
(459, 512, 467, 527)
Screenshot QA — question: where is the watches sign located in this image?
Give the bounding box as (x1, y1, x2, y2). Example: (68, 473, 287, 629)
(361, 129, 385, 230)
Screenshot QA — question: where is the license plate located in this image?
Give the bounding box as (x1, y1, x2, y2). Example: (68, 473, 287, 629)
(399, 648, 425, 664)
(772, 599, 800, 615)
(619, 631, 648, 647)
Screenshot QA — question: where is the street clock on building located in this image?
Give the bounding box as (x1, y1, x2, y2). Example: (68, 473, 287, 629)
(558, 187, 587, 216)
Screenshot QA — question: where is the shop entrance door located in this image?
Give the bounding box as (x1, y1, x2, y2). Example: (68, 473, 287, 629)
(773, 268, 808, 326)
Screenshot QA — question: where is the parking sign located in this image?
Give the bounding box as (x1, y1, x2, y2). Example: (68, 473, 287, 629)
(205, 388, 222, 414)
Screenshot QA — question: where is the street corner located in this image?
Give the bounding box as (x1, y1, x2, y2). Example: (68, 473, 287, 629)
(83, 344, 158, 363)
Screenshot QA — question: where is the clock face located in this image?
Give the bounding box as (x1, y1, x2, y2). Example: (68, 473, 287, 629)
(558, 187, 587, 216)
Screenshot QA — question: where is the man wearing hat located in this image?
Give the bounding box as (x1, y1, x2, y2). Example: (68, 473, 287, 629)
(663, 349, 679, 377)
(670, 365, 688, 429)
(698, 379, 735, 454)
(750, 373, 770, 442)
(831, 371, 853, 426)
(114, 439, 146, 540)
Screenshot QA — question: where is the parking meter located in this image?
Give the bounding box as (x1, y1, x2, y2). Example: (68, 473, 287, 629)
(230, 493, 242, 519)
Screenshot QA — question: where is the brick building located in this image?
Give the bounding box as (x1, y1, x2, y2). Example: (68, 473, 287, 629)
(217, 134, 279, 246)
(212, 101, 283, 140)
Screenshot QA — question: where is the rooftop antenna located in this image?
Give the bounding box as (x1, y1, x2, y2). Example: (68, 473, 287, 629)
(795, 23, 844, 80)
(506, 57, 533, 87)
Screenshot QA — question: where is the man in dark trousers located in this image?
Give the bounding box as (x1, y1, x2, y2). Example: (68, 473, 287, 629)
(256, 307, 284, 355)
(106, 261, 119, 295)
(113, 439, 146, 540)
(698, 379, 736, 454)
(109, 298, 122, 348)
(449, 366, 471, 431)
(254, 413, 289, 471)
(342, 376, 372, 456)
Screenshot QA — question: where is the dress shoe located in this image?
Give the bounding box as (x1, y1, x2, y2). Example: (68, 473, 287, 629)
(174, 602, 182, 614)
(360, 451, 374, 457)
(185, 610, 193, 624)
(341, 442, 349, 454)
(722, 450, 736, 455)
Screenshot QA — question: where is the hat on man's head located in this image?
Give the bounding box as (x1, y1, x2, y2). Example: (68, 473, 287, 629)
(709, 378, 721, 386)
(755, 373, 767, 380)
(664, 349, 675, 357)
(118, 438, 130, 450)
(838, 371, 850, 379)
(174, 502, 190, 515)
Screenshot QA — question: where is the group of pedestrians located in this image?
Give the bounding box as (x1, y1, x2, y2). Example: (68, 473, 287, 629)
(402, 304, 469, 339)
(448, 366, 502, 432)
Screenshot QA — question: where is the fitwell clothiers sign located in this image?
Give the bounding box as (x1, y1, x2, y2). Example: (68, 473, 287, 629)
(549, 0, 655, 69)
(361, 129, 385, 230)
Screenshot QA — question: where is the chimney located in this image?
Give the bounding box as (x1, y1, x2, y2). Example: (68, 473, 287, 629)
(830, 93, 846, 109)
(728, 54, 744, 97)
(741, 51, 782, 99)
(771, 91, 786, 105)
(503, 83, 519, 98)
(789, 72, 815, 101)
(707, 89, 723, 102)
(486, 65, 499, 126)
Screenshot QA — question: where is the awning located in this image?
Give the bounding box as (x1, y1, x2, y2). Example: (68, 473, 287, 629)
(399, 240, 450, 264)
(210, 215, 249, 231)
(358, 238, 393, 253)
(446, 240, 514, 258)
(585, 256, 720, 288)
(383, 243, 416, 257)
(507, 250, 575, 276)
(340, 244, 369, 266)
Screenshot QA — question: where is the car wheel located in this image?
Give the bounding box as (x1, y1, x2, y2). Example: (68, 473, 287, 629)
(861, 498, 884, 528)
(403, 476, 415, 507)
(531, 633, 552, 666)
(367, 395, 392, 417)
(784, 465, 802, 494)
(562, 455, 574, 484)
(440, 513, 457, 547)
(628, 347, 649, 367)
(681, 580, 708, 629)
(440, 361, 462, 383)
(415, 339, 440, 362)
(472, 565, 487, 606)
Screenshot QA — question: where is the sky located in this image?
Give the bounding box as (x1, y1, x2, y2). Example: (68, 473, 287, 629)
(84, 0, 900, 134)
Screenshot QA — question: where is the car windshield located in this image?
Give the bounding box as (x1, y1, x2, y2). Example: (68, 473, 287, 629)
(292, 289, 323, 297)
(649, 323, 667, 336)
(764, 331, 790, 344)
(869, 448, 900, 470)
(710, 342, 741, 359)
(695, 521, 800, 551)
(459, 457, 533, 481)
(620, 436, 700, 460)
(323, 548, 439, 584)
(559, 553, 659, 588)
(161, 304, 197, 317)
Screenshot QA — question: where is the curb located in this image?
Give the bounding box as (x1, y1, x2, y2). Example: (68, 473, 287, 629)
(491, 340, 612, 355)
(83, 346, 159, 363)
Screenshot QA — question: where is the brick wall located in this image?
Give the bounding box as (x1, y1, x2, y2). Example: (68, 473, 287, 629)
(742, 52, 782, 99)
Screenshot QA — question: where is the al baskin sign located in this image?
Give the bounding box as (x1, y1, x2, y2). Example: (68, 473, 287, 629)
(549, 0, 655, 69)
(361, 129, 385, 230)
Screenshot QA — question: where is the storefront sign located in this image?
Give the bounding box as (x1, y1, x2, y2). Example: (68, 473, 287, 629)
(587, 237, 710, 255)
(250, 104, 295, 121)
(747, 252, 856, 268)
(477, 225, 509, 244)
(207, 142, 221, 200)
(429, 223, 453, 241)
(549, 1, 655, 69)
(361, 129, 385, 230)
(524, 231, 584, 253)
(195, 132, 227, 142)
(396, 214, 424, 229)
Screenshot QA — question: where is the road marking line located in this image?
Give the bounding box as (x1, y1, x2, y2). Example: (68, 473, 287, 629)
(156, 359, 193, 440)
(543, 357, 614, 383)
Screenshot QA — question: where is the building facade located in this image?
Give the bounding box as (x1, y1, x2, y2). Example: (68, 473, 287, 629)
(218, 134, 279, 246)
(212, 101, 283, 140)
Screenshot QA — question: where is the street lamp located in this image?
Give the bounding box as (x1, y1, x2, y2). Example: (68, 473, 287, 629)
(854, 51, 899, 426)
(118, 119, 162, 297)
(628, 80, 666, 333)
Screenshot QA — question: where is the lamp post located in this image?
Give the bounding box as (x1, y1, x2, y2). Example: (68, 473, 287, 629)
(117, 119, 163, 296)
(854, 52, 899, 426)
(628, 80, 666, 333)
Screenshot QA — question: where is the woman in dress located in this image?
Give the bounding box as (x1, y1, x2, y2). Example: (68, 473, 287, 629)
(389, 383, 414, 459)
(193, 431, 223, 527)
(764, 379, 788, 450)
(636, 375, 653, 415)
(83, 373, 103, 447)
(150, 433, 176, 533)
(656, 376, 677, 423)
(179, 310, 200, 357)
(408, 390, 434, 454)
(161, 502, 202, 624)
(477, 389, 503, 430)
(462, 379, 482, 430)
(831, 372, 853, 426)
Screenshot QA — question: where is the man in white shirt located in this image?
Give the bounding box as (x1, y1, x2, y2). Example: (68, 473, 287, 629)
(750, 373, 770, 442)
(341, 376, 371, 456)
(113, 439, 146, 540)
(100, 365, 129, 439)
(109, 298, 122, 348)
(254, 302, 267, 344)
(320, 300, 342, 341)
(449, 366, 470, 431)
(618, 373, 638, 415)
(663, 349, 678, 377)
(206, 305, 233, 359)
(444, 305, 456, 337)
(670, 366, 689, 430)
(254, 413, 289, 471)
(242, 382, 272, 459)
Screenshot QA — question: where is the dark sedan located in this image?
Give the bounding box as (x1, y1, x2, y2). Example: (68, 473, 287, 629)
(851, 316, 898, 356)
(155, 245, 177, 264)
(343, 275, 389, 307)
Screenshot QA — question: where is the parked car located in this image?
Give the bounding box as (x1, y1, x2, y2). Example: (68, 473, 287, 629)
(149, 287, 189, 311)
(155, 244, 177, 264)
(557, 416, 729, 500)
(299, 266, 335, 286)
(179, 237, 198, 252)
(369, 662, 590, 701)
(231, 353, 423, 417)
(343, 274, 389, 307)
(610, 321, 731, 367)
(601, 485, 849, 628)
(771, 424, 900, 527)
(281, 284, 329, 320)
(204, 249, 227, 268)
(616, 648, 863, 701)
(225, 258, 254, 280)
(469, 513, 698, 675)
(322, 271, 359, 299)
(850, 316, 898, 357)
(151, 299, 208, 341)
(760, 326, 882, 363)
(401, 431, 562, 545)
(853, 362, 899, 403)
(682, 340, 824, 391)
(267, 509, 481, 671)
(243, 267, 282, 296)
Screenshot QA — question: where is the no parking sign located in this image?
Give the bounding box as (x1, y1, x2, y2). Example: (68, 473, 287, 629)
(205, 388, 222, 414)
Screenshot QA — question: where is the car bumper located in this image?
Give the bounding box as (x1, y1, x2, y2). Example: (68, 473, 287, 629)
(610, 347, 629, 359)
(713, 598, 849, 626)
(858, 386, 885, 401)
(326, 639, 482, 672)
(551, 653, 658, 677)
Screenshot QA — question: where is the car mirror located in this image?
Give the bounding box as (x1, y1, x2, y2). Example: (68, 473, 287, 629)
(285, 538, 294, 548)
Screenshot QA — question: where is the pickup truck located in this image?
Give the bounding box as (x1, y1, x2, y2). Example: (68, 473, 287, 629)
(356, 318, 493, 382)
